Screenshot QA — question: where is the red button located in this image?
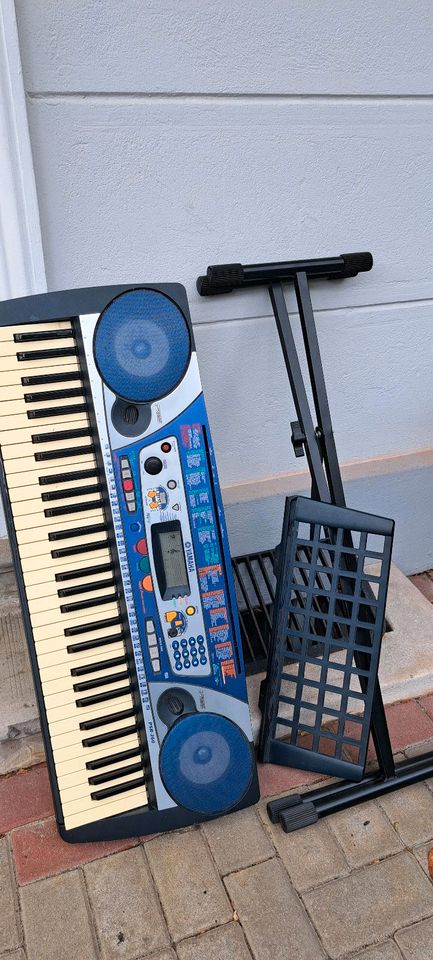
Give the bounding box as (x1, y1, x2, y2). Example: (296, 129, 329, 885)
(161, 442, 171, 453)
(136, 539, 148, 555)
(123, 478, 134, 492)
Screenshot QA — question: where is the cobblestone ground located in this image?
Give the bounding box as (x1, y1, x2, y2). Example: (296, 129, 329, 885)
(1, 695, 433, 959)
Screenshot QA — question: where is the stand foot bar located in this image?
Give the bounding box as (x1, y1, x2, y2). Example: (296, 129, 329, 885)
(268, 750, 433, 832)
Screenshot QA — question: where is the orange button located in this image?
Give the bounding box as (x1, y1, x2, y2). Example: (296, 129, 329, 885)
(186, 605, 196, 616)
(142, 575, 153, 591)
(136, 539, 148, 555)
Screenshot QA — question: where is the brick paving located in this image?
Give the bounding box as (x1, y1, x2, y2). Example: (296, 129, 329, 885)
(1, 696, 433, 958)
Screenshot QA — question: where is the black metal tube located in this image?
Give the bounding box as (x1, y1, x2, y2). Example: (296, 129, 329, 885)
(197, 252, 373, 295)
(310, 751, 433, 817)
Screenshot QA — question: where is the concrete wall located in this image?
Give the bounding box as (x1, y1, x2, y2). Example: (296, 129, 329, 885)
(13, 0, 433, 573)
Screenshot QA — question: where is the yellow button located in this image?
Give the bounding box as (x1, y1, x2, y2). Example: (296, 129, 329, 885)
(186, 605, 196, 616)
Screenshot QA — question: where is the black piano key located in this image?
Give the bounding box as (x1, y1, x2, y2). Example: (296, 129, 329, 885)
(45, 500, 103, 519)
(58, 575, 116, 597)
(88, 762, 143, 787)
(64, 615, 122, 637)
(67, 631, 125, 654)
(42, 483, 102, 503)
(60, 592, 118, 614)
(24, 388, 84, 403)
(22, 371, 82, 386)
(55, 561, 113, 582)
(76, 685, 131, 708)
(32, 427, 90, 444)
(90, 775, 146, 801)
(17, 346, 77, 361)
(73, 670, 129, 692)
(71, 656, 127, 678)
(27, 402, 87, 420)
(35, 444, 95, 462)
(79, 707, 135, 732)
(48, 522, 106, 542)
(82, 723, 137, 748)
(85, 746, 141, 770)
(14, 329, 74, 343)
(51, 537, 110, 559)
(40, 467, 99, 486)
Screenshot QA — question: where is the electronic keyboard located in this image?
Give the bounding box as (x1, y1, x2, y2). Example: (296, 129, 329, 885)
(0, 283, 259, 842)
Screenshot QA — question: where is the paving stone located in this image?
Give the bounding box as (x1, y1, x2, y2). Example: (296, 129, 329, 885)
(20, 870, 97, 960)
(412, 839, 433, 879)
(0, 951, 27, 960)
(146, 829, 232, 942)
(328, 799, 403, 867)
(225, 857, 324, 960)
(0, 764, 53, 834)
(11, 816, 138, 884)
(420, 694, 433, 720)
(409, 573, 433, 603)
(176, 922, 251, 960)
(378, 783, 433, 846)
(261, 815, 348, 892)
(395, 915, 433, 958)
(0, 837, 21, 953)
(349, 944, 402, 960)
(257, 760, 323, 798)
(384, 701, 433, 753)
(404, 738, 433, 759)
(0, 733, 45, 777)
(303, 851, 433, 959)
(135, 953, 176, 960)
(85, 846, 169, 960)
(201, 807, 274, 875)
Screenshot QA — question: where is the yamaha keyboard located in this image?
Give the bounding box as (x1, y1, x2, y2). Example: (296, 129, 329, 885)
(0, 283, 259, 842)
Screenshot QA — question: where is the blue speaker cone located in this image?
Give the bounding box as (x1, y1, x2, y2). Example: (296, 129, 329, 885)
(159, 713, 254, 815)
(93, 288, 191, 403)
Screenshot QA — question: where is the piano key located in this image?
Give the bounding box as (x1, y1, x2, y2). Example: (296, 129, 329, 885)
(43, 664, 128, 698)
(41, 483, 103, 502)
(75, 686, 132, 709)
(59, 755, 142, 791)
(55, 736, 140, 776)
(16, 512, 106, 544)
(16, 347, 78, 362)
(0, 321, 74, 341)
(82, 722, 139, 749)
(44, 677, 131, 711)
(91, 775, 146, 802)
(24, 387, 85, 402)
(73, 670, 129, 692)
(60, 593, 118, 614)
(3, 453, 96, 483)
(85, 745, 141, 771)
(27, 579, 118, 625)
(51, 714, 136, 750)
(0, 349, 78, 372)
(19, 533, 109, 560)
(61, 784, 147, 830)
(47, 697, 133, 729)
(70, 655, 127, 677)
(12, 492, 102, 520)
(29, 598, 119, 627)
(21, 546, 112, 579)
(58, 575, 116, 597)
(38, 641, 127, 674)
(55, 561, 114, 583)
(0, 361, 81, 388)
(14, 505, 103, 532)
(32, 611, 121, 646)
(62, 766, 144, 803)
(14, 329, 74, 343)
(0, 394, 86, 418)
(0, 335, 75, 357)
(0, 412, 90, 439)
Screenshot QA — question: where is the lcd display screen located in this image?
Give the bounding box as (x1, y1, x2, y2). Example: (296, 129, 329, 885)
(152, 521, 190, 600)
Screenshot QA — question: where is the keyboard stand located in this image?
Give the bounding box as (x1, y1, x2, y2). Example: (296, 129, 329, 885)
(198, 253, 433, 830)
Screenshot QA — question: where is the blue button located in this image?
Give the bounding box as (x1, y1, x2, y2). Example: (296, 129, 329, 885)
(181, 638, 188, 647)
(192, 658, 199, 667)
(130, 521, 141, 532)
(175, 662, 183, 671)
(188, 636, 195, 645)
(197, 635, 204, 645)
(184, 660, 191, 669)
(174, 650, 181, 660)
(198, 645, 206, 655)
(182, 648, 189, 658)
(190, 648, 197, 658)
(200, 656, 207, 665)
(172, 640, 179, 650)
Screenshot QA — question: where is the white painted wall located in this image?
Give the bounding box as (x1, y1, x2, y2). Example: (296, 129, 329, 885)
(13, 0, 433, 572)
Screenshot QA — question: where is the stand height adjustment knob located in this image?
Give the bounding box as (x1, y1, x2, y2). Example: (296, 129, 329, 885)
(291, 421, 305, 458)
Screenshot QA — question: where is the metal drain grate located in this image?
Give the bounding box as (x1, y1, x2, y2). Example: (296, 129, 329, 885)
(258, 495, 394, 780)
